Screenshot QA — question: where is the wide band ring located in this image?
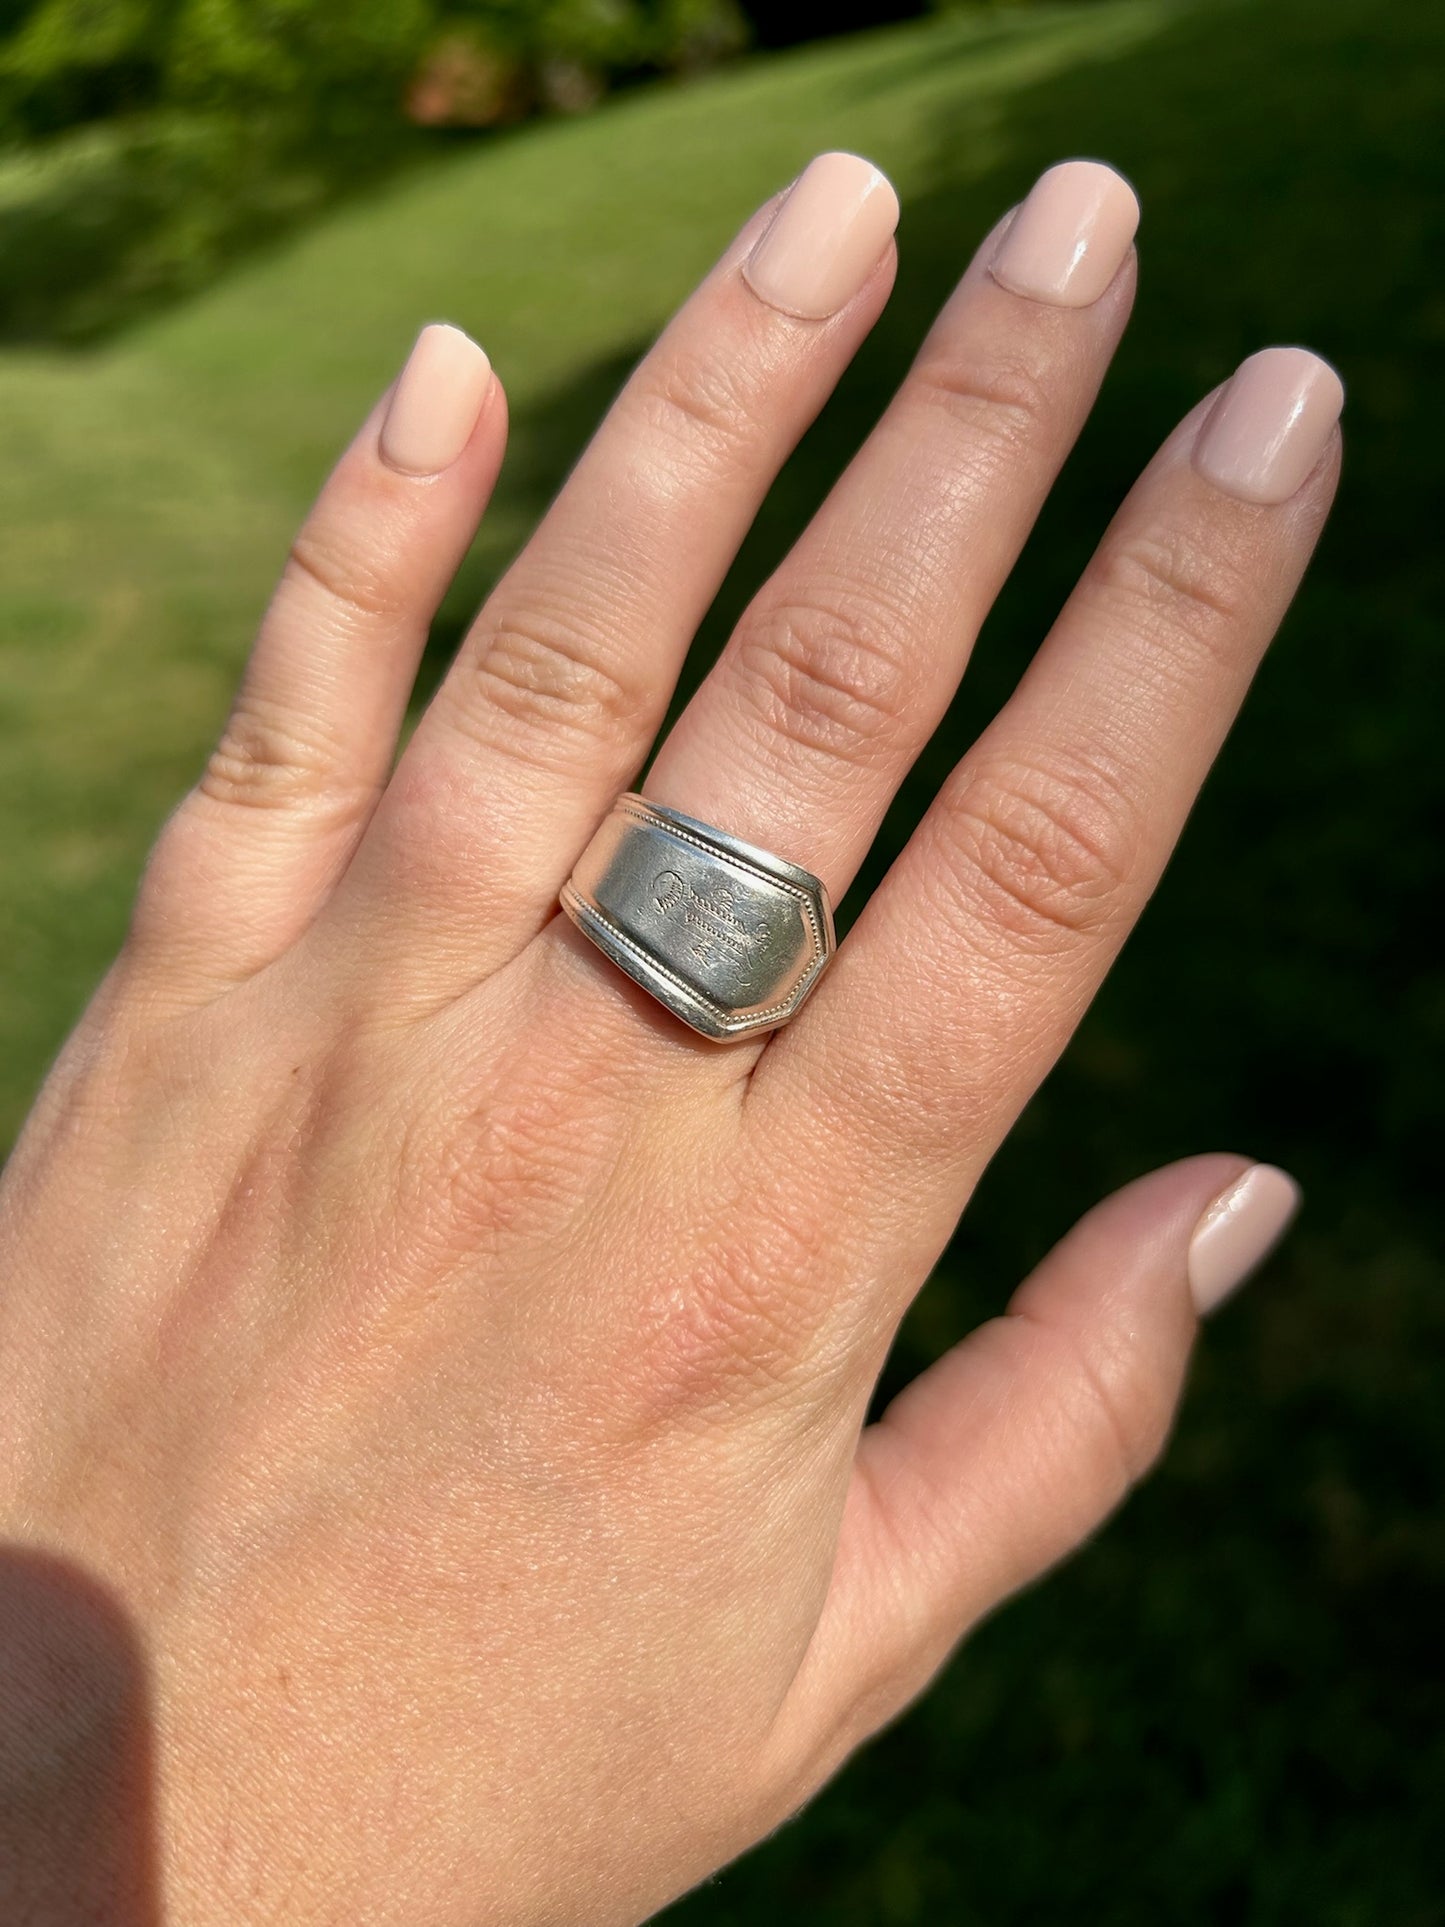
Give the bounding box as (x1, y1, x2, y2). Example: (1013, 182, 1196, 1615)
(560, 794, 836, 1042)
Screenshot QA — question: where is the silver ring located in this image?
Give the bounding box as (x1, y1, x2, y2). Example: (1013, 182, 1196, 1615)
(560, 794, 835, 1042)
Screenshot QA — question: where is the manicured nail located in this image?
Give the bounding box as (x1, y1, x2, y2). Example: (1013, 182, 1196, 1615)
(988, 159, 1139, 308)
(743, 151, 899, 321)
(1193, 346, 1344, 505)
(380, 323, 492, 476)
(1188, 1164, 1301, 1316)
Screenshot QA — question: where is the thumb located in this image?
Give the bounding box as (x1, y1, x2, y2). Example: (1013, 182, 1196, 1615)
(779, 1154, 1300, 1770)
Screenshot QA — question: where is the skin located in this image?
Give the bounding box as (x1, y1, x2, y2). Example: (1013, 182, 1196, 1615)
(0, 161, 1338, 1924)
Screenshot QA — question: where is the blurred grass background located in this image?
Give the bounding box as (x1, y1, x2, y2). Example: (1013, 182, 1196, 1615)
(1, 0, 1442, 1919)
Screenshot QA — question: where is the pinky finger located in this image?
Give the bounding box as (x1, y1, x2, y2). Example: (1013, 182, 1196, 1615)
(129, 323, 504, 1000)
(772, 1155, 1300, 1778)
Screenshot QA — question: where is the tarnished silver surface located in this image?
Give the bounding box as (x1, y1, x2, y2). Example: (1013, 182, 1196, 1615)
(560, 795, 835, 1041)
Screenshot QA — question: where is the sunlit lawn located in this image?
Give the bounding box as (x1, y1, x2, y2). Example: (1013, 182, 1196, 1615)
(2, 0, 1441, 1919)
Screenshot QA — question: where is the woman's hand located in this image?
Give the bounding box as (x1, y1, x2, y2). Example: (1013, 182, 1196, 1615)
(0, 155, 1336, 1924)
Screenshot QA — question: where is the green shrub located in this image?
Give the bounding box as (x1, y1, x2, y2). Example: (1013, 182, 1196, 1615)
(0, 0, 749, 343)
(0, 110, 357, 342)
(0, 0, 748, 140)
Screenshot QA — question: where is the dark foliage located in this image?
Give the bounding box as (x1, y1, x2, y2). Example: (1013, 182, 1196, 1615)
(739, 0, 929, 50)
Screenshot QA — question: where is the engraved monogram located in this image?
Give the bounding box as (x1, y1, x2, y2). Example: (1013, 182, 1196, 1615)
(650, 867, 770, 968)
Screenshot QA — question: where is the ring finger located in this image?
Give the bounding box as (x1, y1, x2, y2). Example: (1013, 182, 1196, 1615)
(757, 345, 1343, 1310)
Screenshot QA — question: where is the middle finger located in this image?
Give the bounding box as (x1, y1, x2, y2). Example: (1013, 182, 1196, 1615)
(641, 160, 1141, 913)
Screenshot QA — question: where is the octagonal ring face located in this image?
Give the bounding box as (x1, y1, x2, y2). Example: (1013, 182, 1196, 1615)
(560, 795, 835, 1041)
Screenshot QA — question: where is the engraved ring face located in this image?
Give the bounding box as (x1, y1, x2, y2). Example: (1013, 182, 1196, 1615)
(559, 796, 835, 1041)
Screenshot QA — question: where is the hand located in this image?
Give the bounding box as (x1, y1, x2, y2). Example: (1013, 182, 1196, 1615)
(0, 154, 1337, 1924)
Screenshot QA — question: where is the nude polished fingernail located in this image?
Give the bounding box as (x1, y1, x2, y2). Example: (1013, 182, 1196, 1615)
(1187, 1165, 1301, 1316)
(379, 323, 493, 476)
(988, 159, 1139, 307)
(1193, 346, 1344, 505)
(742, 151, 900, 320)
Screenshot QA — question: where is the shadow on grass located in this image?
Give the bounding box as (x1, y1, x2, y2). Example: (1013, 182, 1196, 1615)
(829, 8, 1074, 94)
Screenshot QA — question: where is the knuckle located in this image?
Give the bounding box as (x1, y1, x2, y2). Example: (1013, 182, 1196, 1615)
(283, 522, 405, 629)
(646, 1256, 813, 1423)
(423, 1081, 614, 1257)
(618, 1166, 849, 1434)
(940, 749, 1139, 951)
(450, 603, 645, 762)
(632, 350, 760, 483)
(910, 342, 1052, 458)
(195, 696, 365, 818)
(128, 809, 207, 943)
(733, 582, 915, 766)
(1090, 519, 1250, 667)
(1027, 1308, 1177, 1494)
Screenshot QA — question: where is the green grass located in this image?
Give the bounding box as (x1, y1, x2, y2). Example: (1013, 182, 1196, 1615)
(2, 0, 1442, 1919)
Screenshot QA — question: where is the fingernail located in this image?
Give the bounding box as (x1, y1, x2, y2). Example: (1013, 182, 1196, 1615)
(379, 323, 492, 476)
(1193, 346, 1344, 505)
(988, 159, 1139, 308)
(742, 151, 899, 321)
(1188, 1164, 1301, 1316)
